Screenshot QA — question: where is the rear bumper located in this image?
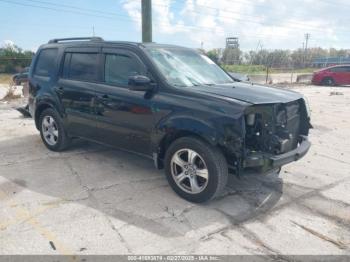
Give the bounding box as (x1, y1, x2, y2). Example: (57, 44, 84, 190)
(244, 136, 311, 168)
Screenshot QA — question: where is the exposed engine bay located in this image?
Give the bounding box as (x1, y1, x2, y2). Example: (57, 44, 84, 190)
(244, 99, 310, 156)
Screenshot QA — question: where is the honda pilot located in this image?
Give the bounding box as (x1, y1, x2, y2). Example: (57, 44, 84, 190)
(28, 37, 311, 203)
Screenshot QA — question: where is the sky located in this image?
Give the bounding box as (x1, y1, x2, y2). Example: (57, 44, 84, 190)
(0, 0, 349, 52)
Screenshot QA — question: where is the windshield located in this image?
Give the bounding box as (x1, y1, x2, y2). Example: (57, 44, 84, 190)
(145, 47, 235, 87)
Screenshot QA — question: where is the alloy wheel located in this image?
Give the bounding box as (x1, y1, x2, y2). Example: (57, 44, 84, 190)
(42, 116, 59, 146)
(170, 149, 209, 194)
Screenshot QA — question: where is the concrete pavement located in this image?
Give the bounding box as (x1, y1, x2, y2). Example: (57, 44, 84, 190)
(0, 86, 349, 256)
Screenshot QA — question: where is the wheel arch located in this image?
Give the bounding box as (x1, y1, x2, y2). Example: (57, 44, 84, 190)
(34, 103, 52, 130)
(154, 119, 227, 169)
(153, 115, 244, 170)
(322, 76, 336, 86)
(34, 100, 63, 130)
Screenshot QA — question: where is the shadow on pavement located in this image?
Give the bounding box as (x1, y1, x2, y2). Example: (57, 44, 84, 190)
(0, 132, 283, 238)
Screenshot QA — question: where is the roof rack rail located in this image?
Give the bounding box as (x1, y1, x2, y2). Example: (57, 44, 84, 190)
(48, 37, 104, 44)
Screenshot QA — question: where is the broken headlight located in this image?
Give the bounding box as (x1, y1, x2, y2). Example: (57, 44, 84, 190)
(303, 96, 311, 118)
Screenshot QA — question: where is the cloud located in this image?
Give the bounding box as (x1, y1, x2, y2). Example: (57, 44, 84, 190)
(122, 0, 348, 50)
(122, 0, 190, 34)
(122, 0, 142, 29)
(2, 40, 15, 48)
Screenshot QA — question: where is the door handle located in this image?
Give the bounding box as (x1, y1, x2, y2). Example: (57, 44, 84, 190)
(55, 86, 64, 94)
(99, 94, 109, 99)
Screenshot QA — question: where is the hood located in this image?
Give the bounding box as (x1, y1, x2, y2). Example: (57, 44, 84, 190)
(188, 82, 303, 104)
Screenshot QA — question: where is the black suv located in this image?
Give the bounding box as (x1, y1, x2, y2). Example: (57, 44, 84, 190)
(28, 37, 311, 203)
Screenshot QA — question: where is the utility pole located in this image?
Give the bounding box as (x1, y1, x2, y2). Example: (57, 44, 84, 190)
(304, 33, 310, 67)
(302, 42, 305, 65)
(305, 33, 310, 52)
(141, 0, 152, 43)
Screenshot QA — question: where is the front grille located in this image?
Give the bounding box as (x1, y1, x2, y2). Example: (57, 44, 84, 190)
(276, 101, 301, 153)
(245, 101, 302, 155)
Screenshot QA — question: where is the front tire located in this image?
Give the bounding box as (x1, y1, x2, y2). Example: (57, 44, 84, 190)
(39, 108, 71, 151)
(164, 137, 228, 203)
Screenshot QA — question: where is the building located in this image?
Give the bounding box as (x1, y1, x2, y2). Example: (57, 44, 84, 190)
(226, 37, 239, 49)
(311, 56, 350, 68)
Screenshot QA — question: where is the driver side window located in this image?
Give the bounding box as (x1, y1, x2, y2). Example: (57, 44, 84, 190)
(104, 53, 143, 86)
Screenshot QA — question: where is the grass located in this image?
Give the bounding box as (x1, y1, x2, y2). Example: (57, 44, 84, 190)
(222, 64, 266, 74)
(0, 74, 13, 85)
(221, 65, 315, 75)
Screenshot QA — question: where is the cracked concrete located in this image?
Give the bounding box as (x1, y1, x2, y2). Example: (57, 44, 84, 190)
(0, 86, 350, 255)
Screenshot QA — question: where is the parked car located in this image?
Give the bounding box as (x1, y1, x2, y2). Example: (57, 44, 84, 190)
(28, 37, 311, 203)
(12, 67, 29, 85)
(312, 65, 350, 86)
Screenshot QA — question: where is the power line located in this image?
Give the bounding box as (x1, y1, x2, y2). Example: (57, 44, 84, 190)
(5, 0, 347, 37)
(176, 0, 350, 14)
(0, 0, 291, 38)
(148, 0, 349, 35)
(0, 0, 227, 34)
(0, 0, 346, 46)
(0, 0, 130, 20)
(0, 58, 32, 60)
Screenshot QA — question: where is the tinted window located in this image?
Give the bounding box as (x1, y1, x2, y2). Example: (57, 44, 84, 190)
(330, 67, 348, 72)
(63, 53, 99, 82)
(62, 53, 71, 78)
(104, 54, 143, 86)
(34, 48, 58, 77)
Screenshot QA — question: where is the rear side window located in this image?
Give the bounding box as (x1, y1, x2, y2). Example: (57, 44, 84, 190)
(34, 48, 58, 77)
(62, 53, 99, 82)
(104, 54, 143, 86)
(330, 67, 348, 72)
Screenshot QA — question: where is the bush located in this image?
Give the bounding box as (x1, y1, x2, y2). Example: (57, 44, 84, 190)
(0, 44, 33, 73)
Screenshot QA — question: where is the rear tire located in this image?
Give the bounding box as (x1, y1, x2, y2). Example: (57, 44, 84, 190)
(321, 77, 335, 86)
(164, 137, 228, 203)
(39, 108, 71, 152)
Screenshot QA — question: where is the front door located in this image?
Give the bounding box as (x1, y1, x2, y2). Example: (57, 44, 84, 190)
(94, 48, 155, 155)
(343, 66, 350, 85)
(57, 48, 101, 139)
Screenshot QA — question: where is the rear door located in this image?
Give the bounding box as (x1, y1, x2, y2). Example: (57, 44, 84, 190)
(94, 48, 155, 155)
(57, 47, 101, 139)
(29, 48, 59, 116)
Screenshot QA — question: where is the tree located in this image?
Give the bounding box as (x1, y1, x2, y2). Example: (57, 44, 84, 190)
(0, 43, 33, 73)
(222, 48, 242, 65)
(206, 49, 221, 64)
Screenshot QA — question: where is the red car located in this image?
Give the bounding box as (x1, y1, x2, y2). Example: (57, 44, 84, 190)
(312, 65, 350, 86)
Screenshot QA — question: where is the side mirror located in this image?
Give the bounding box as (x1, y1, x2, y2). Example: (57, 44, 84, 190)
(128, 75, 153, 91)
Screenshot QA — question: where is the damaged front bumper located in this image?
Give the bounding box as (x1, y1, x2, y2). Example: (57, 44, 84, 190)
(244, 135, 311, 168)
